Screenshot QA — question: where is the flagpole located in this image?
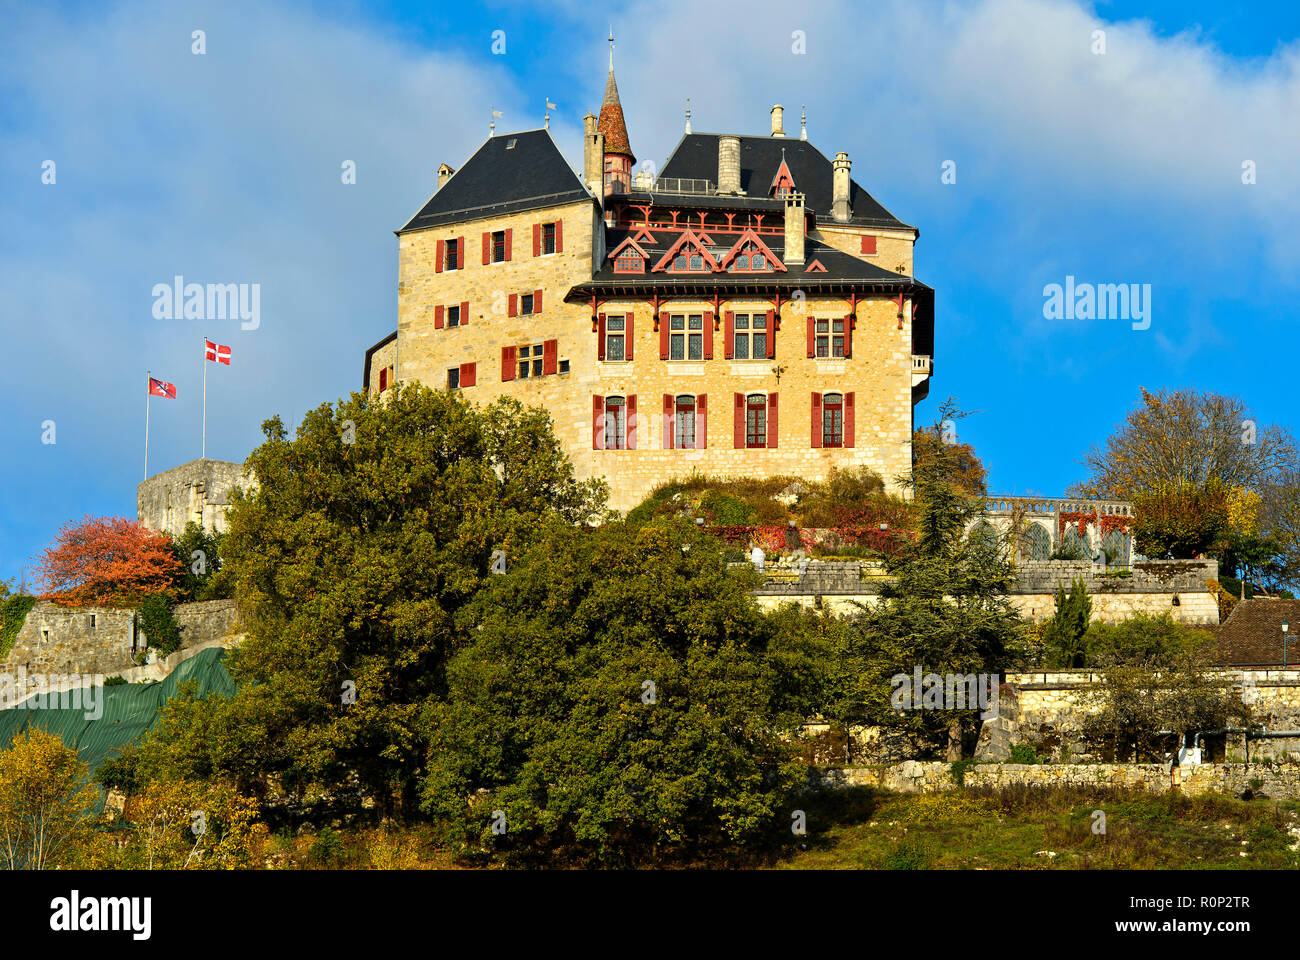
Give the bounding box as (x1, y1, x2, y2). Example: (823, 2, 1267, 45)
(202, 336, 207, 460)
(145, 370, 151, 480)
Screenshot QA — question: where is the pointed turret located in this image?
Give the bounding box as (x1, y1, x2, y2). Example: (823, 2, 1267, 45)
(597, 33, 634, 198)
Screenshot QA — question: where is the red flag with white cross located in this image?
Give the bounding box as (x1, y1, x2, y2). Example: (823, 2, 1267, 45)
(205, 339, 231, 364)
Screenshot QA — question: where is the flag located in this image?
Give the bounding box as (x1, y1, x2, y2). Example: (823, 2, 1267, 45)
(149, 377, 176, 399)
(205, 339, 231, 365)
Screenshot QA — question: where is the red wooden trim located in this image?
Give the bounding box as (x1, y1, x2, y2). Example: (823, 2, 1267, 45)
(460, 362, 476, 387)
(703, 311, 714, 359)
(811, 392, 822, 448)
(554, 219, 563, 253)
(627, 394, 637, 450)
(508, 294, 518, 317)
(843, 315, 853, 358)
(482, 232, 490, 265)
(592, 396, 604, 450)
(860, 235, 877, 255)
(767, 392, 779, 448)
(697, 394, 707, 449)
(766, 310, 777, 359)
(625, 313, 635, 361)
(716, 228, 785, 272)
(724, 311, 734, 359)
(534, 289, 543, 312)
(457, 236, 464, 268)
(434, 304, 444, 329)
(659, 311, 670, 359)
(806, 316, 815, 358)
(662, 394, 674, 450)
(460, 300, 469, 325)
(501, 345, 516, 381)
(504, 228, 512, 261)
(435, 239, 444, 273)
(845, 392, 855, 448)
(733, 393, 744, 449)
(532, 223, 541, 257)
(597, 313, 606, 361)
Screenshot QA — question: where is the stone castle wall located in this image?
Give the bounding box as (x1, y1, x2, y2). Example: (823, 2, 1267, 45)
(378, 198, 925, 513)
(137, 458, 253, 537)
(3, 598, 243, 680)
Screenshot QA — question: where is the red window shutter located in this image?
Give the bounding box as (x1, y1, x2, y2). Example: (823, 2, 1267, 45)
(733, 393, 744, 448)
(704, 311, 714, 359)
(435, 239, 444, 273)
(597, 313, 606, 361)
(807, 316, 816, 358)
(482, 232, 490, 265)
(459, 300, 469, 325)
(543, 339, 557, 375)
(555, 220, 563, 252)
(662, 394, 674, 449)
(378, 367, 387, 391)
(625, 313, 634, 360)
(811, 392, 822, 448)
(767, 392, 779, 448)
(861, 235, 876, 255)
(504, 228, 513, 261)
(659, 311, 669, 359)
(532, 223, 541, 257)
(457, 236, 465, 268)
(593, 396, 605, 449)
(534, 289, 543, 312)
(844, 316, 853, 358)
(766, 310, 777, 358)
(627, 394, 637, 449)
(508, 294, 518, 317)
(501, 346, 517, 381)
(724, 311, 734, 359)
(697, 394, 707, 449)
(434, 305, 444, 329)
(845, 392, 855, 448)
(460, 362, 476, 387)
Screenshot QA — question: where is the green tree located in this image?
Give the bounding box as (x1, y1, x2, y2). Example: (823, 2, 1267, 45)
(131, 384, 607, 817)
(1043, 578, 1092, 668)
(172, 522, 232, 601)
(420, 517, 811, 865)
(0, 729, 98, 870)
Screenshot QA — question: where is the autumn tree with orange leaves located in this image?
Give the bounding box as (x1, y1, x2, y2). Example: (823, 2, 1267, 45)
(35, 516, 183, 607)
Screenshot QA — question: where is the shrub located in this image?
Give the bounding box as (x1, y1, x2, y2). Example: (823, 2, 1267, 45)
(0, 593, 36, 659)
(1009, 743, 1040, 764)
(138, 593, 182, 656)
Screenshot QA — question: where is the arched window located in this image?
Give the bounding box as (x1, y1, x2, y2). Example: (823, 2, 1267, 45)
(675, 395, 696, 449)
(822, 392, 843, 447)
(1102, 530, 1130, 566)
(1022, 523, 1051, 560)
(746, 394, 767, 448)
(1061, 527, 1087, 560)
(969, 520, 998, 551)
(604, 396, 627, 450)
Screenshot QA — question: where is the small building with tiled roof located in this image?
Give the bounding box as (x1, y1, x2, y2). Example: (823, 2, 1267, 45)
(366, 42, 936, 511)
(1209, 598, 1300, 667)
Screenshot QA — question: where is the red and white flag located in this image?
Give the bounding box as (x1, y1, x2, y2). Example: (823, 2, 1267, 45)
(205, 340, 231, 365)
(148, 377, 176, 399)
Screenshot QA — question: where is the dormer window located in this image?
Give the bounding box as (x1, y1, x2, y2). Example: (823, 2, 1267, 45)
(614, 252, 644, 273)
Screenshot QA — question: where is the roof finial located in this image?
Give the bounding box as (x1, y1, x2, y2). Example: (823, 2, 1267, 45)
(800, 105, 807, 140)
(684, 97, 692, 134)
(608, 26, 614, 71)
(490, 106, 502, 136)
(545, 98, 556, 130)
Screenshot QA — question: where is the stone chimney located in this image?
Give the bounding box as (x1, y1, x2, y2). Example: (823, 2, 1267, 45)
(832, 151, 852, 222)
(770, 104, 785, 137)
(436, 163, 455, 190)
(717, 135, 742, 194)
(784, 192, 805, 264)
(583, 112, 604, 197)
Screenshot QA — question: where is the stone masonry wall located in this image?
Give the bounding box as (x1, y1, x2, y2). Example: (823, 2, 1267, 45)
(825, 759, 1300, 799)
(137, 458, 254, 537)
(2, 599, 243, 679)
(384, 198, 924, 513)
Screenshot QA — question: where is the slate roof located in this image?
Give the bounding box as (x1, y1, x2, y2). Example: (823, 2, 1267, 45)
(657, 133, 913, 231)
(1208, 598, 1300, 667)
(399, 129, 592, 233)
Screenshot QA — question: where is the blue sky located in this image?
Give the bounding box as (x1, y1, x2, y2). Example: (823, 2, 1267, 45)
(2, 0, 1298, 586)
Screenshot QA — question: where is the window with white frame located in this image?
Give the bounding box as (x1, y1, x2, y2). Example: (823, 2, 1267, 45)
(732, 314, 767, 359)
(605, 315, 626, 361)
(604, 396, 627, 449)
(670, 315, 703, 360)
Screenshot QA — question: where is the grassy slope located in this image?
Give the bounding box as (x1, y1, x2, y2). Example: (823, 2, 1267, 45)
(774, 786, 1300, 870)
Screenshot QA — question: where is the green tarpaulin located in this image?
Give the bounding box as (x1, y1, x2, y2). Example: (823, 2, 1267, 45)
(0, 647, 234, 771)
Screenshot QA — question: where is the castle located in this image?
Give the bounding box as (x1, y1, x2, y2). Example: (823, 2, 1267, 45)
(364, 48, 934, 511)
